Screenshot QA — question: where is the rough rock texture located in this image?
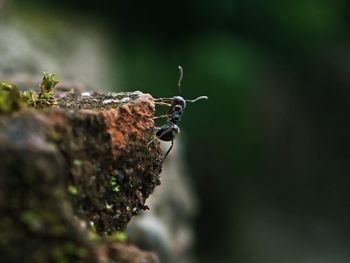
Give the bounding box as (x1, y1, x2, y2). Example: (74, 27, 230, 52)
(0, 90, 162, 263)
(55, 91, 162, 233)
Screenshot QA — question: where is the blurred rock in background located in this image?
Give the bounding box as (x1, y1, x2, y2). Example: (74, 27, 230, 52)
(0, 1, 115, 90)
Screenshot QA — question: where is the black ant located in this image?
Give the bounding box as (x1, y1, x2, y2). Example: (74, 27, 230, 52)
(148, 66, 208, 161)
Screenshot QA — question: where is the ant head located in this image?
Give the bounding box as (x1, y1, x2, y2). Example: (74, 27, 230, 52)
(172, 96, 186, 109)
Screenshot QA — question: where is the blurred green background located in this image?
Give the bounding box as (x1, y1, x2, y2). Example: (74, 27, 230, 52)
(6, 0, 350, 262)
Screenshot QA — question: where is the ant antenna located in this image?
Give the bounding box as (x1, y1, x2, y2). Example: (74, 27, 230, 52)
(177, 66, 183, 94)
(185, 96, 208, 103)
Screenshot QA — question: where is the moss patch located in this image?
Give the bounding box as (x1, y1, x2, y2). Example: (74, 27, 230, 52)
(0, 82, 24, 113)
(1, 72, 60, 115)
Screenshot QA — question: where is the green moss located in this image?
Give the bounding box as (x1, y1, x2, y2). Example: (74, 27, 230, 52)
(87, 221, 99, 241)
(62, 242, 87, 258)
(1, 72, 60, 111)
(21, 90, 39, 107)
(73, 159, 82, 166)
(0, 82, 24, 114)
(109, 176, 120, 192)
(40, 72, 59, 93)
(67, 185, 78, 195)
(87, 227, 126, 242)
(112, 185, 120, 192)
(22, 90, 39, 107)
(51, 243, 87, 263)
(87, 230, 99, 241)
(20, 211, 42, 231)
(20, 211, 36, 223)
(37, 72, 59, 108)
(110, 231, 127, 241)
(105, 202, 113, 210)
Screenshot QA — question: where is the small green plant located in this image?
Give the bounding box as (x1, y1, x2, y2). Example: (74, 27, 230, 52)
(0, 72, 60, 113)
(21, 90, 39, 107)
(37, 72, 59, 107)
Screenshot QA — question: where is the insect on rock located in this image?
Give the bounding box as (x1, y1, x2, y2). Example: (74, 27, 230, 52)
(148, 66, 208, 162)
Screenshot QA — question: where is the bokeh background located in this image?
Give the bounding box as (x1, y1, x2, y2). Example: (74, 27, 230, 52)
(3, 0, 350, 262)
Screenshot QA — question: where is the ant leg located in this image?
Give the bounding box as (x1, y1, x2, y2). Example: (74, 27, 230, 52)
(147, 136, 158, 146)
(153, 114, 168, 120)
(162, 140, 174, 162)
(154, 98, 174, 107)
(154, 98, 173, 102)
(155, 102, 172, 107)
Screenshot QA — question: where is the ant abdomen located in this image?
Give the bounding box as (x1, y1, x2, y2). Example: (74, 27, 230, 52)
(156, 124, 180, 141)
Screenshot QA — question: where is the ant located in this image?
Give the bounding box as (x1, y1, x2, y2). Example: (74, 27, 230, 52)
(148, 66, 208, 161)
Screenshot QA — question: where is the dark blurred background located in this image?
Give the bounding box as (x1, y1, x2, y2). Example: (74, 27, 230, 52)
(4, 0, 350, 262)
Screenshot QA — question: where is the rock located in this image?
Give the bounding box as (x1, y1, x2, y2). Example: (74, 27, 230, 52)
(0, 90, 163, 262)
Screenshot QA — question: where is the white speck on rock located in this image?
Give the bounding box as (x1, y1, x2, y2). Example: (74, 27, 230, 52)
(120, 97, 130, 103)
(102, 99, 119, 105)
(81, 92, 91, 97)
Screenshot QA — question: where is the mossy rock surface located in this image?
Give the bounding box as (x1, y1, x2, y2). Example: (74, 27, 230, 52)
(0, 89, 162, 263)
